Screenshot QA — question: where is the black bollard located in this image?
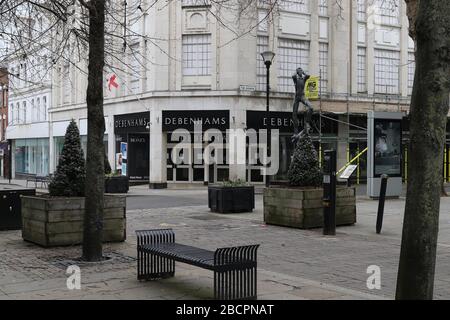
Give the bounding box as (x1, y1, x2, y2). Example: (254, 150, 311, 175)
(323, 150, 336, 235)
(376, 174, 389, 234)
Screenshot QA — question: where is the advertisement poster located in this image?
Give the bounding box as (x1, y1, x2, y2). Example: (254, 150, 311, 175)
(116, 153, 123, 173)
(121, 163, 127, 177)
(374, 119, 402, 177)
(120, 142, 128, 160)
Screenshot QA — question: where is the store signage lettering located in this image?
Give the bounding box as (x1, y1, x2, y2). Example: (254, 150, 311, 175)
(246, 110, 337, 134)
(164, 117, 227, 126)
(262, 117, 293, 128)
(114, 112, 149, 133)
(115, 118, 149, 129)
(162, 110, 229, 131)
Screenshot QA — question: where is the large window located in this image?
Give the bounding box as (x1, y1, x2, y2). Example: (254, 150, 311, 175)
(181, 0, 210, 6)
(182, 34, 212, 76)
(257, 36, 269, 92)
(319, 43, 328, 93)
(357, 47, 367, 93)
(357, 0, 366, 21)
(278, 38, 310, 93)
(319, 0, 328, 16)
(128, 43, 141, 94)
(376, 0, 399, 25)
(408, 52, 415, 95)
(54, 135, 108, 168)
(279, 0, 310, 14)
(62, 63, 71, 104)
(42, 96, 47, 121)
(36, 98, 40, 122)
(374, 49, 400, 94)
(15, 138, 49, 176)
(22, 101, 26, 124)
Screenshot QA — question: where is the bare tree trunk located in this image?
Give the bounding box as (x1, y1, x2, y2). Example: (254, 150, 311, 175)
(82, 0, 106, 262)
(396, 0, 450, 299)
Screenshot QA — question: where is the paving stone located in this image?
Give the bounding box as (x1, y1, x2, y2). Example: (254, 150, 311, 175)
(1, 194, 450, 299)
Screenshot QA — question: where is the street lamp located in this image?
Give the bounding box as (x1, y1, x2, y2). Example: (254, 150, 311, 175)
(260, 50, 275, 188)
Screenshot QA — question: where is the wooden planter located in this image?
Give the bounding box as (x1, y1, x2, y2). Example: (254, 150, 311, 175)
(21, 195, 126, 247)
(264, 187, 356, 229)
(208, 185, 255, 213)
(105, 176, 129, 193)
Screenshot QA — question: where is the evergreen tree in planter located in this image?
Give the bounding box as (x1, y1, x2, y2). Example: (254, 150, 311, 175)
(287, 133, 322, 187)
(49, 120, 86, 196)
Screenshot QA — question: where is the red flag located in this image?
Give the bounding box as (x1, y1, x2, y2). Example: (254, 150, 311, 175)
(108, 74, 119, 91)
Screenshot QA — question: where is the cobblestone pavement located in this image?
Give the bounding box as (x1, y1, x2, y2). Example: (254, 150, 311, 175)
(1, 194, 450, 300)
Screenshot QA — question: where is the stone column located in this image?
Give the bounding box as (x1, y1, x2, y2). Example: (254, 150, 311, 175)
(149, 107, 167, 188)
(399, 2, 409, 98)
(337, 115, 349, 174)
(330, 0, 351, 95)
(228, 108, 246, 181)
(309, 1, 320, 76)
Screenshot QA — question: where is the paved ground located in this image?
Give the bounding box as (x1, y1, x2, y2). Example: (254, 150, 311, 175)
(1, 178, 450, 300)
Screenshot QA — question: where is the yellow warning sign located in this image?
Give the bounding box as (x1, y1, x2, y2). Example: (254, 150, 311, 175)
(305, 76, 320, 100)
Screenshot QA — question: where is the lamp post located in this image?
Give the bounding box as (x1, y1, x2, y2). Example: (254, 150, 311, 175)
(261, 50, 275, 188)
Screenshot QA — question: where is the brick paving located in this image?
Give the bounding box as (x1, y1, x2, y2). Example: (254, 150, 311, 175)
(1, 189, 450, 300)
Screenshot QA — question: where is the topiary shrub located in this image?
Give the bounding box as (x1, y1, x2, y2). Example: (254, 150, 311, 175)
(49, 120, 86, 197)
(287, 133, 322, 187)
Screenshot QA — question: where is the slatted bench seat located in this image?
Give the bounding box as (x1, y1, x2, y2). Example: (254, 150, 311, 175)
(136, 229, 260, 300)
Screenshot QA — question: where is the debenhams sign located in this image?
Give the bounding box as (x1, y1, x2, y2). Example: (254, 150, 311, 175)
(162, 110, 229, 131)
(114, 112, 149, 133)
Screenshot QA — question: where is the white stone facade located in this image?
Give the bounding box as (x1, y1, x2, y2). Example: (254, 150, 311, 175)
(4, 0, 449, 184)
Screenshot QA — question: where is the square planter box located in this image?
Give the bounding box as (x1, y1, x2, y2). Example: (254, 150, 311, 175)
(264, 186, 356, 229)
(105, 176, 129, 193)
(21, 195, 126, 247)
(208, 185, 255, 213)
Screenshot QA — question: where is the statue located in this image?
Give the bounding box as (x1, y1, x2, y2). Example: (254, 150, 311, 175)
(291, 67, 313, 143)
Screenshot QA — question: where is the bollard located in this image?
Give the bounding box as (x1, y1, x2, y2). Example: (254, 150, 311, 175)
(323, 150, 337, 236)
(376, 174, 389, 234)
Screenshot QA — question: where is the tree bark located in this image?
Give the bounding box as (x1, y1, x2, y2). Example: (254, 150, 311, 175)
(82, 0, 106, 262)
(396, 0, 450, 299)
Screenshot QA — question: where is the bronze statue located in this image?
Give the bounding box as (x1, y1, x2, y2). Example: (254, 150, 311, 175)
(291, 67, 313, 142)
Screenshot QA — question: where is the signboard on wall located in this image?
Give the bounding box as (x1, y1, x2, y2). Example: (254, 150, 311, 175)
(246, 111, 338, 134)
(114, 112, 149, 134)
(162, 110, 229, 132)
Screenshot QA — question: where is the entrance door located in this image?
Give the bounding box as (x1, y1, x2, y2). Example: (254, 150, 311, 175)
(128, 134, 149, 180)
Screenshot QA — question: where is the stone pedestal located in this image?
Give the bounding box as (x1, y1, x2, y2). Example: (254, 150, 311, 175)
(264, 187, 356, 229)
(21, 195, 126, 247)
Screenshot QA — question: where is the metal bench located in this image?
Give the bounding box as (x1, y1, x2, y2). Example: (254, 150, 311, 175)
(136, 229, 259, 300)
(26, 174, 51, 188)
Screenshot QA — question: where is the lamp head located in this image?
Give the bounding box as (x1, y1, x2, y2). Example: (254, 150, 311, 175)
(261, 51, 275, 67)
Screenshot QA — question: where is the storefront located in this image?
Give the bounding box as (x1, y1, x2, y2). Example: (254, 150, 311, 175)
(114, 112, 150, 181)
(246, 110, 338, 183)
(163, 110, 229, 184)
(14, 138, 49, 178)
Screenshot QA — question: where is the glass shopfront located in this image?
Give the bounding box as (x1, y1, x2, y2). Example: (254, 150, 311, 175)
(54, 135, 108, 168)
(246, 111, 338, 184)
(114, 112, 150, 180)
(15, 138, 49, 176)
(163, 110, 230, 184)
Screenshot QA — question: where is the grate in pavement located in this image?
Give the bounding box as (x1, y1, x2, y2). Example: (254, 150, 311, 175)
(46, 251, 136, 269)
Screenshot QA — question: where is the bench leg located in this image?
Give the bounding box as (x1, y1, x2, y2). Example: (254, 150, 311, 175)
(137, 249, 175, 281)
(214, 267, 257, 300)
